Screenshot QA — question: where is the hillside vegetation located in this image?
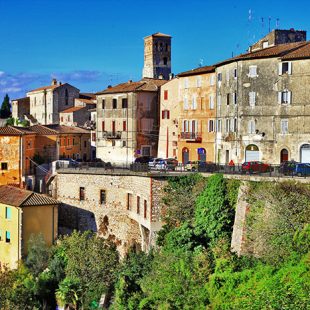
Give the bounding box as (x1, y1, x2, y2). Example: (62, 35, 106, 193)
(0, 174, 309, 309)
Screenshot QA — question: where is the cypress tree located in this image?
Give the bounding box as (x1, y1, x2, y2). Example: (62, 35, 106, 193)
(0, 94, 11, 118)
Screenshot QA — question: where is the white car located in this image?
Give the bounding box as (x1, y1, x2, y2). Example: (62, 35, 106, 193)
(148, 158, 164, 169)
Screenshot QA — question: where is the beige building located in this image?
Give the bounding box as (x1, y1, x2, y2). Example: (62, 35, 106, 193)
(177, 66, 217, 163)
(26, 79, 79, 125)
(216, 40, 310, 164)
(0, 185, 59, 269)
(11, 97, 30, 121)
(96, 78, 166, 165)
(158, 78, 179, 159)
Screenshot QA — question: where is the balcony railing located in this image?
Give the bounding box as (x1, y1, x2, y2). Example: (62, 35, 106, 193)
(102, 131, 122, 139)
(180, 132, 202, 142)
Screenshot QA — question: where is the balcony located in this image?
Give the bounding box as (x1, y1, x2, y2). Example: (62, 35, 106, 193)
(180, 132, 202, 142)
(102, 131, 122, 139)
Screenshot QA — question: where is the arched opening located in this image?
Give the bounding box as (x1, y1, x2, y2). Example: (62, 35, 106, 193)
(182, 147, 189, 164)
(197, 148, 206, 161)
(300, 144, 310, 163)
(280, 148, 289, 163)
(245, 144, 259, 162)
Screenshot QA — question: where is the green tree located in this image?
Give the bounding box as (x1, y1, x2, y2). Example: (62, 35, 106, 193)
(0, 94, 11, 118)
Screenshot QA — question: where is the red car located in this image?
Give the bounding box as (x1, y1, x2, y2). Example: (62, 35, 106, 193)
(241, 161, 270, 174)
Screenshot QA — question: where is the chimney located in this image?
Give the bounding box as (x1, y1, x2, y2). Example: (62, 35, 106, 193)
(128, 80, 132, 83)
(158, 74, 164, 80)
(59, 81, 62, 86)
(51, 78, 57, 86)
(169, 73, 174, 80)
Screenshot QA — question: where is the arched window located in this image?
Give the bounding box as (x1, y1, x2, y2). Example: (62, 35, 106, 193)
(280, 149, 288, 163)
(245, 144, 259, 162)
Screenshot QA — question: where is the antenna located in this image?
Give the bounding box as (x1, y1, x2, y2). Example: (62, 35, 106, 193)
(198, 59, 203, 67)
(268, 16, 271, 32)
(276, 18, 280, 28)
(261, 17, 264, 35)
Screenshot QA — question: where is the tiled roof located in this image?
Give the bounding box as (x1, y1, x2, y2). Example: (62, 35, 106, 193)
(44, 124, 90, 134)
(0, 126, 35, 136)
(216, 41, 308, 66)
(75, 98, 95, 104)
(30, 125, 58, 135)
(177, 65, 216, 77)
(145, 32, 171, 38)
(282, 42, 310, 59)
(0, 185, 59, 207)
(11, 97, 30, 104)
(79, 93, 96, 100)
(96, 78, 167, 95)
(28, 84, 60, 93)
(60, 106, 86, 113)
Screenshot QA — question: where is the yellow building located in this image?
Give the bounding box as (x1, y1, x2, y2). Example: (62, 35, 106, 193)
(0, 185, 59, 269)
(177, 66, 216, 163)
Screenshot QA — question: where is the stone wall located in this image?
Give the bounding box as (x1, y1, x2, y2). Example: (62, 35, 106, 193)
(53, 172, 167, 256)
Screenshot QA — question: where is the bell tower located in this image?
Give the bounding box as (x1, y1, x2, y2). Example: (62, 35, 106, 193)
(142, 32, 171, 80)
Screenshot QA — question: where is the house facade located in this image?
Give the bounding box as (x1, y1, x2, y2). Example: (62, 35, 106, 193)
(0, 185, 59, 269)
(177, 66, 216, 163)
(11, 97, 30, 121)
(96, 78, 166, 165)
(26, 79, 79, 125)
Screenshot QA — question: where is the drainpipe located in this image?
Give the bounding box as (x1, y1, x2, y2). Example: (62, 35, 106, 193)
(44, 90, 47, 125)
(19, 135, 23, 188)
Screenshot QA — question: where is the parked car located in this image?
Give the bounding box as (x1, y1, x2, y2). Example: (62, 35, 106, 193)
(134, 156, 154, 164)
(165, 158, 178, 171)
(149, 158, 164, 168)
(185, 161, 199, 171)
(241, 161, 270, 174)
(294, 163, 310, 176)
(279, 160, 297, 175)
(153, 159, 168, 170)
(198, 161, 217, 172)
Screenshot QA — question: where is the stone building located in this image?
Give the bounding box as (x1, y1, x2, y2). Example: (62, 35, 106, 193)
(26, 79, 79, 125)
(51, 171, 166, 256)
(157, 78, 179, 159)
(11, 97, 30, 121)
(215, 40, 310, 164)
(142, 32, 172, 80)
(96, 78, 167, 165)
(0, 185, 59, 269)
(177, 66, 216, 163)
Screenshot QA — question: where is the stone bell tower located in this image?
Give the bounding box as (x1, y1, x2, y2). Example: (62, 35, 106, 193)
(142, 32, 171, 80)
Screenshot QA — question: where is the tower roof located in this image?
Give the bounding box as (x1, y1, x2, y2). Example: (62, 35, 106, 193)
(144, 32, 171, 39)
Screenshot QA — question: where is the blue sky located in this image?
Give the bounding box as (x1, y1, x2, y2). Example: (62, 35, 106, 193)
(1, 0, 310, 100)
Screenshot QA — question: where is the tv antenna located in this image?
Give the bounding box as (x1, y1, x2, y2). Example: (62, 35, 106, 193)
(198, 59, 204, 67)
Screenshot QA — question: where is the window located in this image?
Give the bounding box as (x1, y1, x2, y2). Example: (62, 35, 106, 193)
(196, 76, 202, 87)
(281, 119, 288, 134)
(279, 62, 292, 75)
(226, 93, 230, 105)
(163, 57, 168, 65)
(192, 96, 197, 110)
(226, 70, 230, 82)
(209, 95, 214, 109)
(122, 141, 126, 147)
(278, 91, 291, 104)
(5, 231, 10, 243)
(208, 120, 214, 132)
(122, 98, 128, 108)
(217, 72, 222, 82)
(112, 140, 116, 146)
(102, 121, 105, 131)
(183, 96, 188, 110)
(102, 99, 105, 109)
(5, 207, 12, 219)
(230, 118, 235, 132)
(84, 141, 87, 148)
(112, 98, 117, 109)
(123, 120, 127, 131)
(1, 162, 8, 170)
(92, 132, 96, 141)
(248, 65, 257, 77)
(233, 68, 237, 79)
(233, 92, 237, 104)
(217, 95, 222, 106)
(249, 91, 256, 106)
(234, 118, 237, 132)
(164, 90, 168, 100)
(262, 41, 269, 48)
(100, 190, 106, 204)
(225, 119, 230, 133)
(127, 193, 132, 210)
(248, 120, 255, 134)
(184, 77, 189, 88)
(137, 196, 140, 214)
(141, 146, 151, 156)
(217, 119, 222, 132)
(144, 200, 147, 219)
(112, 120, 116, 133)
(79, 187, 85, 201)
(162, 110, 170, 119)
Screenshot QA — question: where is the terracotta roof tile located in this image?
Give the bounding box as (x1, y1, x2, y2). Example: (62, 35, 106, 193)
(60, 106, 86, 113)
(79, 93, 96, 99)
(0, 126, 35, 135)
(96, 78, 167, 95)
(177, 65, 216, 77)
(28, 84, 60, 93)
(145, 32, 171, 38)
(282, 42, 310, 59)
(30, 125, 58, 135)
(0, 185, 59, 207)
(11, 97, 30, 104)
(44, 124, 90, 134)
(74, 98, 95, 104)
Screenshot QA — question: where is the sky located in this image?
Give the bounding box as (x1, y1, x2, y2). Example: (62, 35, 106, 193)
(0, 0, 310, 100)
